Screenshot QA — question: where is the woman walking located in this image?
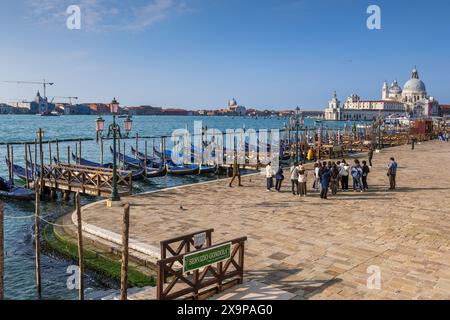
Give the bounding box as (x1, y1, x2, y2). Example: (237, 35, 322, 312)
(298, 163, 308, 197)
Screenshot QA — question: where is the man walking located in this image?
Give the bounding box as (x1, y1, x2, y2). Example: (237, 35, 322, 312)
(290, 162, 299, 195)
(368, 146, 374, 167)
(387, 157, 398, 190)
(266, 162, 274, 191)
(320, 166, 331, 199)
(229, 154, 243, 187)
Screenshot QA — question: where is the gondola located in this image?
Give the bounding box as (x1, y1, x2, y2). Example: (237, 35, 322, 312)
(12, 164, 35, 181)
(130, 146, 162, 167)
(110, 146, 143, 167)
(71, 153, 112, 168)
(198, 164, 218, 174)
(145, 165, 167, 178)
(0, 176, 34, 200)
(166, 162, 200, 175)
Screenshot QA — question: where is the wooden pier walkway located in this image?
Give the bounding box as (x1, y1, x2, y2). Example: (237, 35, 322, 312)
(39, 163, 133, 197)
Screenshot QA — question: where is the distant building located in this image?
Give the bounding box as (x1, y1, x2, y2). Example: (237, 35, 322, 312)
(61, 104, 91, 115)
(440, 105, 450, 117)
(0, 103, 13, 114)
(123, 105, 163, 115)
(162, 108, 192, 116)
(324, 68, 440, 120)
(223, 99, 246, 116)
(9, 91, 55, 114)
(86, 103, 111, 114)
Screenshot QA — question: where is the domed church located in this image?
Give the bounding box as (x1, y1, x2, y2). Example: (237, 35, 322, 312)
(325, 67, 440, 121)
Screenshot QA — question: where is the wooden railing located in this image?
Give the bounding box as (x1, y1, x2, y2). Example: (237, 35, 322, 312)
(156, 236, 247, 300)
(41, 163, 133, 195)
(160, 229, 214, 283)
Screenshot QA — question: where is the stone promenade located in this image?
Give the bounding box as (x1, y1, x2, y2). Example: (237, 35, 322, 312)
(77, 140, 450, 299)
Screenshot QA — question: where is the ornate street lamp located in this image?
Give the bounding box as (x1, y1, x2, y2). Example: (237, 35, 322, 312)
(94, 98, 133, 204)
(295, 106, 300, 163)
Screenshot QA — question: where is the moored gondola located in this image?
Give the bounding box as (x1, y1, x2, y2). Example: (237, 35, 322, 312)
(0, 176, 34, 200)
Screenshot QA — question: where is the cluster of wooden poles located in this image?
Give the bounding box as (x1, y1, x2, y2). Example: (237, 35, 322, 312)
(0, 193, 132, 301)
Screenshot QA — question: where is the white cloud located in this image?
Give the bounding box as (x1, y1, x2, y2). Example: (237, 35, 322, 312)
(25, 0, 190, 31)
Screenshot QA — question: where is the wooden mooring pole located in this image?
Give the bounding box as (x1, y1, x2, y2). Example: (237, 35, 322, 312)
(120, 203, 130, 300)
(34, 140, 37, 181)
(123, 141, 126, 169)
(67, 145, 71, 165)
(135, 133, 139, 159)
(35, 182, 42, 299)
(144, 140, 148, 176)
(75, 193, 84, 300)
(6, 144, 11, 182)
(56, 139, 60, 163)
(100, 137, 104, 166)
(10, 146, 14, 184)
(79, 139, 82, 161)
(48, 141, 52, 166)
(38, 129, 44, 194)
(24, 144, 30, 189)
(0, 201, 4, 300)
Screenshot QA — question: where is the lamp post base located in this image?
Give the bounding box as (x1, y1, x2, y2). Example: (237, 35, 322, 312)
(107, 199, 122, 207)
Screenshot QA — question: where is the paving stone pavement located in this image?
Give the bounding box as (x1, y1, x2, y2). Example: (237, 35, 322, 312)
(80, 140, 450, 300)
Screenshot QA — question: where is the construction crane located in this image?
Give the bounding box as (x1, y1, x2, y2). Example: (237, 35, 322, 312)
(4, 79, 54, 98)
(50, 96, 78, 105)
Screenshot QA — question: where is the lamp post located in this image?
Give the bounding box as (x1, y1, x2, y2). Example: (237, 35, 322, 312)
(95, 98, 133, 204)
(295, 107, 300, 163)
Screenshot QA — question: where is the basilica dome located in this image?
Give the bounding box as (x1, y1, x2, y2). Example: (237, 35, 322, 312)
(389, 80, 402, 94)
(403, 78, 426, 93)
(228, 98, 237, 107)
(403, 68, 426, 93)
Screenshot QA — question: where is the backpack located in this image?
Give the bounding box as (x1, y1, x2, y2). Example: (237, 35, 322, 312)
(352, 167, 361, 179)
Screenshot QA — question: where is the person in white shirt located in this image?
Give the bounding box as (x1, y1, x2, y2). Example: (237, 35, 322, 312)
(265, 162, 274, 191)
(290, 162, 299, 195)
(313, 163, 320, 191)
(298, 164, 308, 196)
(339, 160, 350, 190)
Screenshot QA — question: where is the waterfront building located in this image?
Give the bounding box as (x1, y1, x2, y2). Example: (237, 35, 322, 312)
(324, 68, 440, 120)
(0, 103, 13, 114)
(225, 98, 246, 116)
(9, 91, 55, 114)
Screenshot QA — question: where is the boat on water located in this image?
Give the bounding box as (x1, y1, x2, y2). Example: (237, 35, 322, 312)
(130, 146, 162, 167)
(166, 162, 200, 175)
(110, 146, 144, 168)
(0, 176, 34, 200)
(71, 153, 112, 169)
(38, 111, 60, 117)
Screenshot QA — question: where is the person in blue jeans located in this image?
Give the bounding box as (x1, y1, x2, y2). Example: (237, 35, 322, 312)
(351, 159, 363, 192)
(387, 157, 398, 190)
(320, 167, 331, 199)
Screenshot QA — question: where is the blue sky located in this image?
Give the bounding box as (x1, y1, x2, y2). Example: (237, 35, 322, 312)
(0, 0, 449, 110)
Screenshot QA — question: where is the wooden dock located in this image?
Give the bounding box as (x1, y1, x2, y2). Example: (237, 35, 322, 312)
(38, 163, 133, 197)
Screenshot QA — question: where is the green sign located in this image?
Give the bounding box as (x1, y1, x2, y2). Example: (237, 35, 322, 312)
(183, 242, 231, 273)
